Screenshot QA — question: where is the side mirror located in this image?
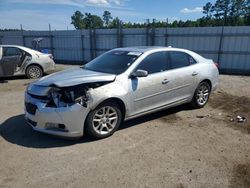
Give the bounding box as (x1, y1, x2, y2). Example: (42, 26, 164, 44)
(130, 69, 148, 78)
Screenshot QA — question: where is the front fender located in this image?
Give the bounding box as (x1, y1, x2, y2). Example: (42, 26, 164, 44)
(87, 82, 128, 111)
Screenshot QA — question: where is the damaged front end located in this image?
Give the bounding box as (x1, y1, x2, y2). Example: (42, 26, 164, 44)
(25, 81, 112, 138)
(48, 85, 90, 108)
(24, 66, 118, 137)
(27, 81, 110, 108)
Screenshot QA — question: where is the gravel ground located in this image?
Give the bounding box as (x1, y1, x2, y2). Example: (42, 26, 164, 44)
(0, 65, 249, 188)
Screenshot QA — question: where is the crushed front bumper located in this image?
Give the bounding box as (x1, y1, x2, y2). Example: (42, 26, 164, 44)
(24, 92, 90, 138)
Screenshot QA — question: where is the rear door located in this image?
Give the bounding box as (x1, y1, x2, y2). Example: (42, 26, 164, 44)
(1, 47, 22, 76)
(164, 51, 200, 103)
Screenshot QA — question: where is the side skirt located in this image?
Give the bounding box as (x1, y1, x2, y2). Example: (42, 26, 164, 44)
(124, 97, 190, 121)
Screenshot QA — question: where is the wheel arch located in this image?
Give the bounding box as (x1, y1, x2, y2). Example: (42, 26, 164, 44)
(90, 97, 126, 121)
(83, 97, 126, 138)
(200, 79, 212, 89)
(190, 78, 212, 109)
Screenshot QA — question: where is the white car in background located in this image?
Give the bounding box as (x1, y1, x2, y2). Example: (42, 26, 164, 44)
(0, 45, 55, 79)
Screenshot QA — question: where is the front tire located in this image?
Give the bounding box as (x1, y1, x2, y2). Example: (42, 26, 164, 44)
(26, 65, 43, 79)
(191, 82, 211, 108)
(85, 102, 122, 139)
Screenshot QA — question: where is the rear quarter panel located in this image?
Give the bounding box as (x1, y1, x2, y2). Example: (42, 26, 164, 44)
(197, 60, 219, 91)
(29, 54, 55, 73)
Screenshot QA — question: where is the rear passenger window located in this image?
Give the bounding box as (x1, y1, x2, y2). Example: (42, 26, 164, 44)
(3, 47, 21, 57)
(189, 56, 197, 65)
(136, 52, 168, 74)
(169, 51, 191, 69)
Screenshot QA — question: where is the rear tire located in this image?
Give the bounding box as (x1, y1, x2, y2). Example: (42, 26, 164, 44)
(191, 82, 211, 108)
(85, 102, 122, 139)
(26, 65, 43, 79)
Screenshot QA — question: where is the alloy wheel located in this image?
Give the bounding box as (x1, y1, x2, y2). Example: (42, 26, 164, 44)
(28, 66, 42, 79)
(92, 106, 118, 135)
(196, 84, 210, 106)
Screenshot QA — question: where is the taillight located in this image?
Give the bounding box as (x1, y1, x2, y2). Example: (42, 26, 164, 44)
(214, 62, 219, 68)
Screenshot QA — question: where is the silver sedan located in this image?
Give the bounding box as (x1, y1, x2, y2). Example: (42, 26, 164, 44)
(0, 45, 55, 79)
(24, 47, 219, 139)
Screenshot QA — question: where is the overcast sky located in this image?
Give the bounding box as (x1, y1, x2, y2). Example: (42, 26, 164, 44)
(0, 0, 216, 30)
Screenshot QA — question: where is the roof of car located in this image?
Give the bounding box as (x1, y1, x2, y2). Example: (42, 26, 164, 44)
(114, 46, 163, 52)
(0, 45, 43, 55)
(113, 46, 207, 62)
(114, 46, 190, 53)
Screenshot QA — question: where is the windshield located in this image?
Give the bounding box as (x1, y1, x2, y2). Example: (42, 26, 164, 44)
(84, 51, 142, 74)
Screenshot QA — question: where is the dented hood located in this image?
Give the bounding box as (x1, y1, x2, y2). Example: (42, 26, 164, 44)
(35, 67, 116, 87)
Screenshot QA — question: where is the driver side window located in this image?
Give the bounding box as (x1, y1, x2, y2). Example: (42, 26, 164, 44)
(136, 52, 168, 74)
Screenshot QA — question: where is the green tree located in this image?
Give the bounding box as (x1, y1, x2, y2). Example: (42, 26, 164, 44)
(171, 20, 178, 27)
(91, 15, 104, 29)
(245, 0, 250, 25)
(203, 2, 213, 18)
(83, 13, 103, 29)
(123, 21, 133, 28)
(71, 1, 250, 30)
(215, 0, 231, 23)
(207, 0, 249, 26)
(230, 0, 247, 25)
(110, 17, 122, 28)
(103, 11, 113, 27)
(231, 0, 246, 17)
(71, 11, 103, 29)
(71, 11, 85, 29)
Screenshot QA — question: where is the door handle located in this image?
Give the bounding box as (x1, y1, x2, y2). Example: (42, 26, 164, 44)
(162, 79, 169, 85)
(192, 72, 198, 76)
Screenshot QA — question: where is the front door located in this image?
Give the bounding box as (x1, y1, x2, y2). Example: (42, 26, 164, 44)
(129, 51, 170, 116)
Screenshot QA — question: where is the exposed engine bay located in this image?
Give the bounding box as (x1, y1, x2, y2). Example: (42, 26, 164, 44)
(28, 82, 111, 108)
(47, 84, 90, 108)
